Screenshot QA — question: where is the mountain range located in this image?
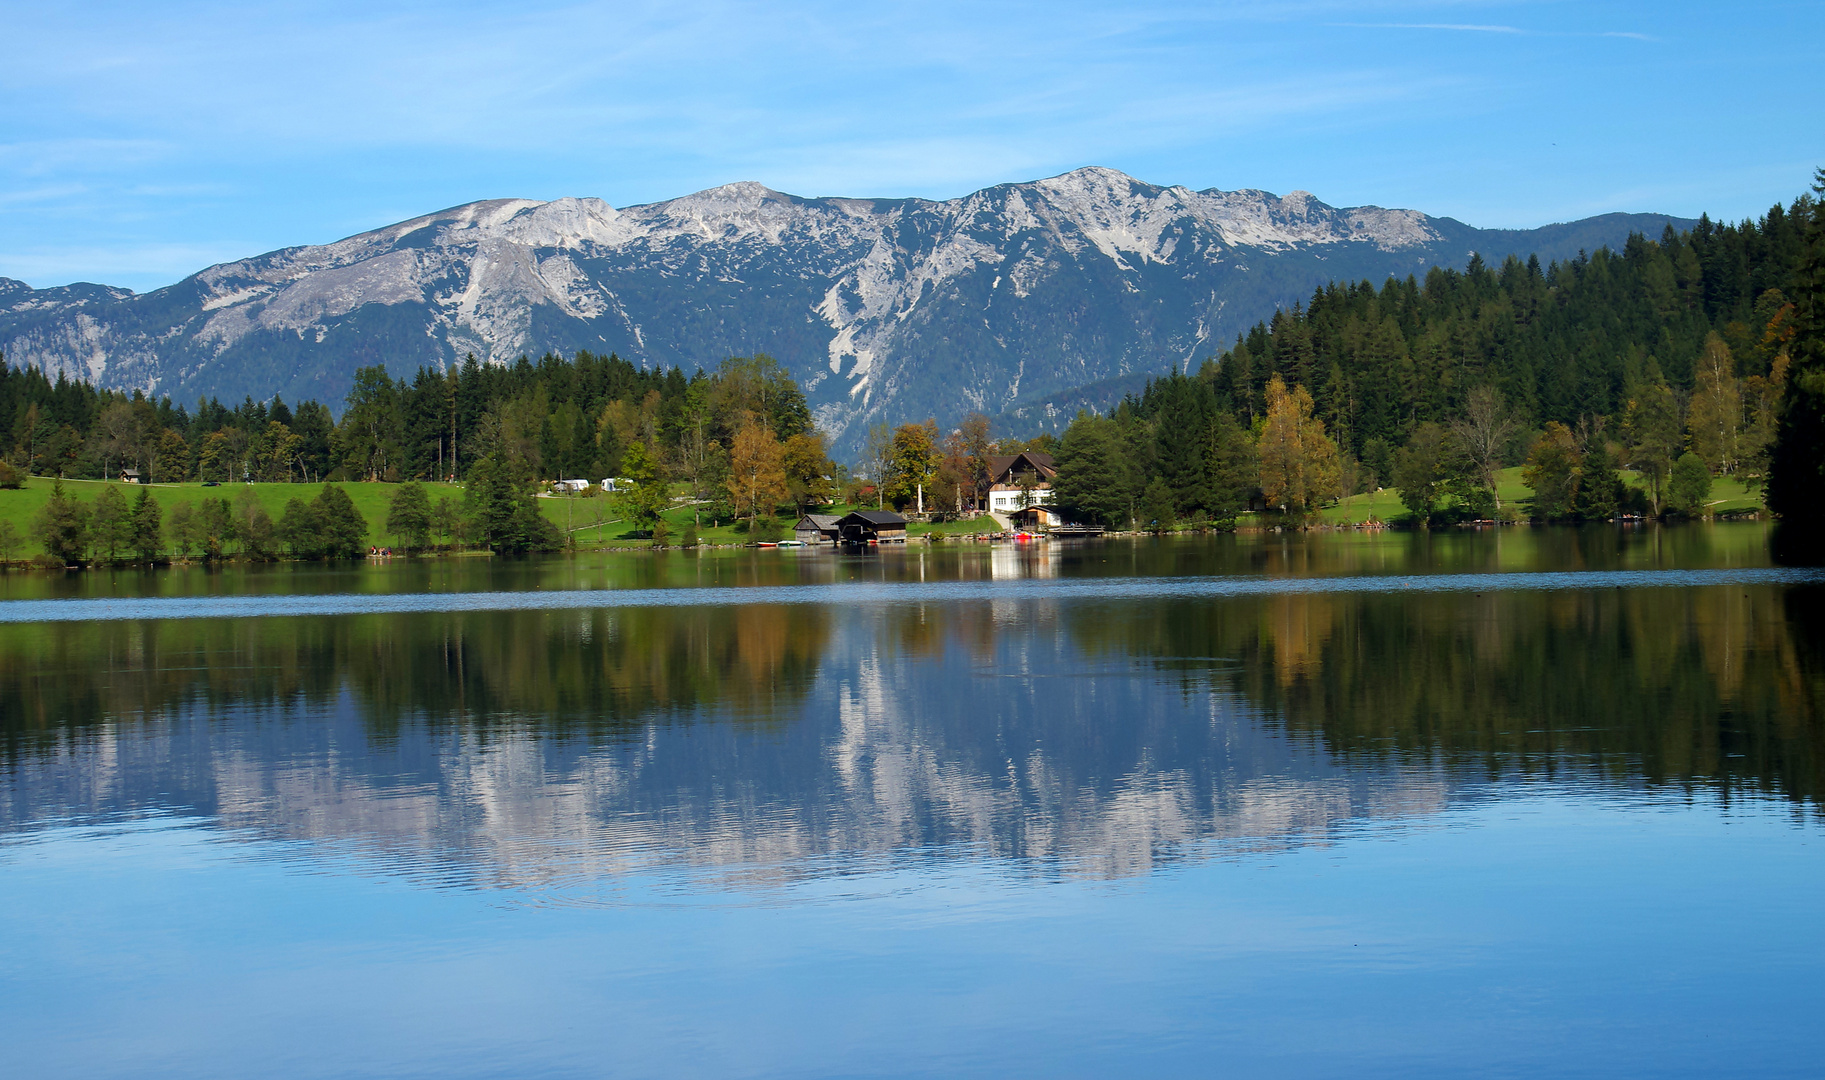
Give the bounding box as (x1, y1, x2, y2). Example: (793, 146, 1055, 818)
(0, 167, 1693, 452)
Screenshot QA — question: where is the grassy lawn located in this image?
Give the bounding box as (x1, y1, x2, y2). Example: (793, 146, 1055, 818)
(1313, 465, 1766, 525)
(1703, 474, 1766, 515)
(908, 514, 1001, 538)
(0, 476, 461, 551)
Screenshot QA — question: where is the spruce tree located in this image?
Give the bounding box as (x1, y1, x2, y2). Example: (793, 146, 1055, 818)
(1575, 446, 1622, 521)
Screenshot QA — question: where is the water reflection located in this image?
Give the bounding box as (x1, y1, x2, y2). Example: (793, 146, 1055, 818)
(4, 566, 1821, 895)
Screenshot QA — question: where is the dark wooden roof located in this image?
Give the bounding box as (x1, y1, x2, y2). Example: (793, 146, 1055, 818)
(839, 510, 908, 526)
(987, 451, 1057, 483)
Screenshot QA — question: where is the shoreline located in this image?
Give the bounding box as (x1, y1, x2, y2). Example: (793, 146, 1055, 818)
(0, 514, 1772, 573)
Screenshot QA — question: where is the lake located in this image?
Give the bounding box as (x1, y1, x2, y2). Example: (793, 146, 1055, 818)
(3, 523, 1822, 1078)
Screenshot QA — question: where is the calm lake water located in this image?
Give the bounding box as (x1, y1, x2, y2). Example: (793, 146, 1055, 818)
(3, 523, 1822, 1078)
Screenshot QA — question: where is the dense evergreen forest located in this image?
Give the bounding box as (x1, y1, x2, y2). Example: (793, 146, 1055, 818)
(1040, 173, 1825, 528)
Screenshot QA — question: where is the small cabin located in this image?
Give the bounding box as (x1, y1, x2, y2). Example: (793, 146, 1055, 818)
(119, 467, 141, 484)
(837, 510, 908, 544)
(793, 513, 841, 545)
(1009, 505, 1062, 531)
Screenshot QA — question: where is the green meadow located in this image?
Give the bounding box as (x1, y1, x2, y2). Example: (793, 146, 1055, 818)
(1310, 467, 1766, 526)
(0, 477, 1009, 557)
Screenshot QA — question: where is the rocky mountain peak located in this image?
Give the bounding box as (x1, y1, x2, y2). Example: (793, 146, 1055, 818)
(0, 171, 1693, 454)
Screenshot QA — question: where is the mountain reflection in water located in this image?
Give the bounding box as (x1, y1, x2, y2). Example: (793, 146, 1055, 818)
(5, 567, 1821, 895)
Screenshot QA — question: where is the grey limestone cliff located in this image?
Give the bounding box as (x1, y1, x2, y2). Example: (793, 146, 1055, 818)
(0, 167, 1692, 453)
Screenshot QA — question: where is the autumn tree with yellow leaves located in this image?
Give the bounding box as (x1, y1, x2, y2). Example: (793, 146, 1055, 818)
(1256, 375, 1340, 520)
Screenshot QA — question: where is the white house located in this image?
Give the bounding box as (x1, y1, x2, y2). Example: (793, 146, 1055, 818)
(985, 451, 1057, 514)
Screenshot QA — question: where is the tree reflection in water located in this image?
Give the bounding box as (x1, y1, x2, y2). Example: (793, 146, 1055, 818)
(1067, 584, 1825, 807)
(2, 570, 1821, 894)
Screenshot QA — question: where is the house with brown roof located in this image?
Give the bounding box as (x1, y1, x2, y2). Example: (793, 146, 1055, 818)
(985, 451, 1058, 522)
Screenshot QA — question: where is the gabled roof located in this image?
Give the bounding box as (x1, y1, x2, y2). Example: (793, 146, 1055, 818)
(987, 451, 1057, 482)
(796, 514, 841, 529)
(839, 510, 908, 526)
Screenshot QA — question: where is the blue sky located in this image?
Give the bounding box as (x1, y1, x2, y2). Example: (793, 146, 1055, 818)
(3, 0, 1820, 292)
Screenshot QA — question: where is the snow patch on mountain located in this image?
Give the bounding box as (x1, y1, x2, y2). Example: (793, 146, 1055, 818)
(0, 167, 1682, 454)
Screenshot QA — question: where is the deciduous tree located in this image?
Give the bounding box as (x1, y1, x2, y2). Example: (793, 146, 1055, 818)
(386, 481, 433, 551)
(1686, 332, 1742, 474)
(1257, 376, 1340, 519)
(130, 487, 162, 561)
(1523, 423, 1581, 520)
(35, 480, 90, 564)
(91, 485, 131, 561)
(727, 425, 788, 527)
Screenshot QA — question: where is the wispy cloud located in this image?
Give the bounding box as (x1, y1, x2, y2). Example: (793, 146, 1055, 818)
(1329, 21, 1660, 42)
(0, 0, 1803, 288)
(1334, 22, 1525, 33)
